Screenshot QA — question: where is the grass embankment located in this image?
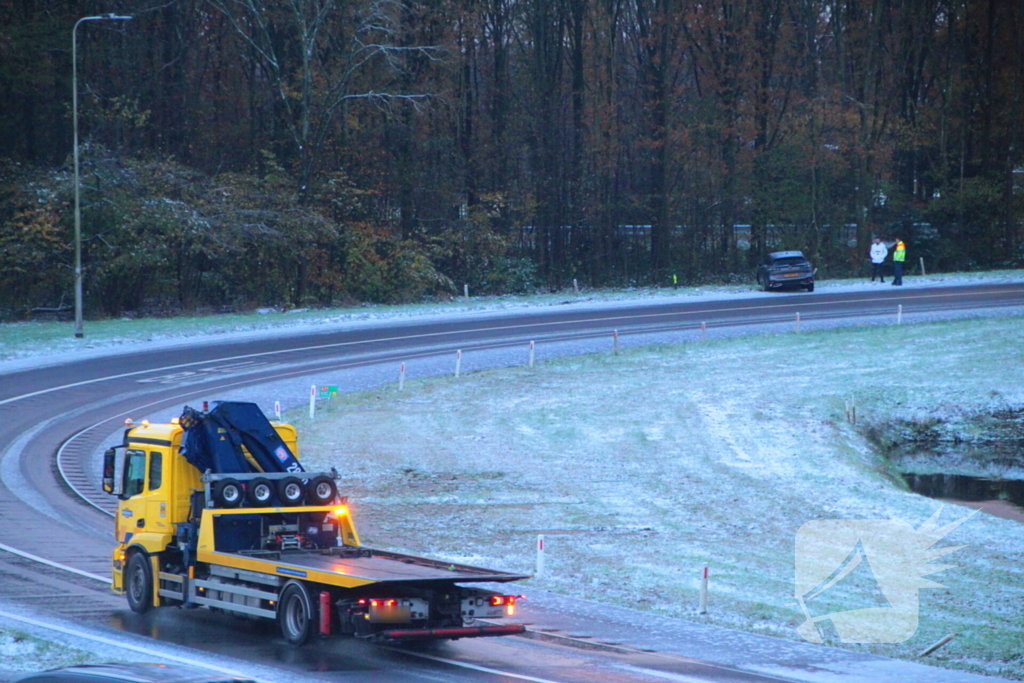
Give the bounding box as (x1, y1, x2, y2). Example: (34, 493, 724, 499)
(292, 315, 1024, 679)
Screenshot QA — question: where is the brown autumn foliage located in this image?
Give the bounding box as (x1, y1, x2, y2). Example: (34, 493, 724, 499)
(1, 0, 1021, 318)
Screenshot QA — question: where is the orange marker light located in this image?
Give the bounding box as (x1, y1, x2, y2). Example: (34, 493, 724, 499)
(333, 506, 349, 517)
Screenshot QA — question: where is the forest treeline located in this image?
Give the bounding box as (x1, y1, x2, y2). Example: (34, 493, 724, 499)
(1, 0, 1022, 319)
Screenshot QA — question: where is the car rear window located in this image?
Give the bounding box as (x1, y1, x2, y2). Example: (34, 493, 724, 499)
(772, 257, 806, 266)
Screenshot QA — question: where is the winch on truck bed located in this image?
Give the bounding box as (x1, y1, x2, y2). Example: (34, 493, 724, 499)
(101, 401, 527, 645)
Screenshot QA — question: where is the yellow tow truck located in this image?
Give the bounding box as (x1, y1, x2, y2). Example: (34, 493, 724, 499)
(101, 401, 526, 645)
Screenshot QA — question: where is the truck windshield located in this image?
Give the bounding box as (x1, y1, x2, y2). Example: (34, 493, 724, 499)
(123, 449, 147, 498)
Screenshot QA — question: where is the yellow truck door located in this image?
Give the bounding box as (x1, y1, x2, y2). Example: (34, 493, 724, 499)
(117, 448, 170, 544)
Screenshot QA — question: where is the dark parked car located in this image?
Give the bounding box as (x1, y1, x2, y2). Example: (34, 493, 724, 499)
(755, 250, 815, 292)
(13, 663, 255, 683)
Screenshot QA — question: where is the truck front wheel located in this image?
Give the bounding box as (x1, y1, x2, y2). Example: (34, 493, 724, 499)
(278, 580, 316, 645)
(125, 552, 153, 614)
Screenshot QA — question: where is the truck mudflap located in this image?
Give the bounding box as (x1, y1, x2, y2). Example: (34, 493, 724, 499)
(376, 624, 526, 640)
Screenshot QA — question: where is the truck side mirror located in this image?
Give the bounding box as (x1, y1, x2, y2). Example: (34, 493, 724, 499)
(102, 448, 117, 494)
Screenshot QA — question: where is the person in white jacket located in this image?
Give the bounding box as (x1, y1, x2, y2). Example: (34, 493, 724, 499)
(869, 237, 888, 282)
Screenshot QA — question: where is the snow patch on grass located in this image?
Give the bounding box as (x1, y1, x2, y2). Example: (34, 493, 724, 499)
(0, 627, 102, 672)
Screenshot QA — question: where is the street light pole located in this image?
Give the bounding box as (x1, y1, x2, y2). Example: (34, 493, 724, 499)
(72, 14, 131, 339)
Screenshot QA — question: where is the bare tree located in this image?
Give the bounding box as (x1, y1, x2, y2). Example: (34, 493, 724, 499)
(206, 0, 444, 201)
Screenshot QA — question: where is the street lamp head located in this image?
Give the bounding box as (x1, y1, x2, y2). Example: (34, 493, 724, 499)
(105, 14, 133, 20)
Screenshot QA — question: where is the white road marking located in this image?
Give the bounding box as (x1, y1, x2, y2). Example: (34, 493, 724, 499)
(0, 541, 109, 583)
(613, 663, 720, 682)
(383, 645, 566, 683)
(137, 360, 268, 384)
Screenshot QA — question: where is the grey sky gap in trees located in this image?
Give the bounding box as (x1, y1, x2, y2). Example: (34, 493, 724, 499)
(206, 0, 443, 202)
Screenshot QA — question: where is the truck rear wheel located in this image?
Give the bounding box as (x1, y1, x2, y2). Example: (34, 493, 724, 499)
(125, 552, 153, 614)
(277, 580, 316, 645)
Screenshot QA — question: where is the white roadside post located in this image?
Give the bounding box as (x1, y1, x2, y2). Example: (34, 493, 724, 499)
(464, 284, 470, 301)
(795, 312, 801, 333)
(573, 278, 579, 295)
(897, 304, 903, 325)
(274, 401, 281, 421)
(399, 363, 406, 391)
(701, 322, 706, 343)
(699, 566, 709, 614)
(309, 385, 316, 420)
(919, 257, 926, 276)
(455, 350, 462, 378)
(529, 341, 535, 368)
(613, 329, 619, 355)
(536, 535, 545, 576)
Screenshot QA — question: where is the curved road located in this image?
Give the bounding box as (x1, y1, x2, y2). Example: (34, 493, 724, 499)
(1, 282, 1021, 682)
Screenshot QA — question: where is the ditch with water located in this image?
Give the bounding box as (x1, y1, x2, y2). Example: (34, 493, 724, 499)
(869, 406, 1024, 522)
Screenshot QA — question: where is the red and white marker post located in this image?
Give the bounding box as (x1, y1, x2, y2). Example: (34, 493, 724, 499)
(699, 566, 709, 614)
(536, 534, 545, 576)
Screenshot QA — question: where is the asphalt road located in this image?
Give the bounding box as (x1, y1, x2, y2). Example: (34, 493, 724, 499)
(1, 282, 1021, 683)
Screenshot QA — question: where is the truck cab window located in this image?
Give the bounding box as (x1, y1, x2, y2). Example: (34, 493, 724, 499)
(148, 451, 162, 490)
(123, 449, 147, 498)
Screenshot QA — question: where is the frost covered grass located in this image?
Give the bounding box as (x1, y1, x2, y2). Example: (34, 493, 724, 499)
(2, 268, 1022, 364)
(0, 627, 102, 674)
(293, 314, 1024, 679)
